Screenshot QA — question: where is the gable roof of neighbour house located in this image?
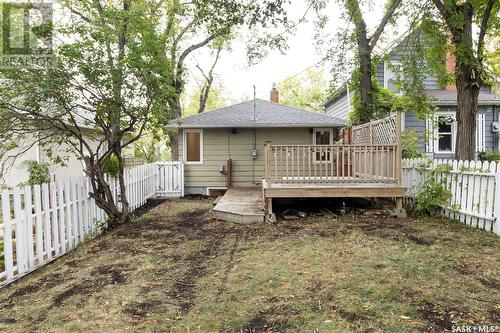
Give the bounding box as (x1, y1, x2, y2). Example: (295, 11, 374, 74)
(168, 98, 345, 128)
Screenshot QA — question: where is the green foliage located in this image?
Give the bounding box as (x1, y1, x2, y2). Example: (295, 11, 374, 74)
(103, 155, 120, 178)
(278, 68, 328, 112)
(24, 160, 51, 186)
(478, 151, 500, 162)
(348, 61, 399, 125)
(183, 82, 228, 116)
(414, 167, 452, 216)
(401, 130, 422, 159)
(134, 131, 170, 162)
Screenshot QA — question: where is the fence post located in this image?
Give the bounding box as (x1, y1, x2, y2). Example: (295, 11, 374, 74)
(1, 190, 14, 280)
(154, 162, 160, 197)
(395, 109, 402, 187)
(494, 173, 500, 235)
(180, 162, 185, 197)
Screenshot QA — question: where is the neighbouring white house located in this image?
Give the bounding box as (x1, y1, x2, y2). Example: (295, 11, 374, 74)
(0, 133, 101, 188)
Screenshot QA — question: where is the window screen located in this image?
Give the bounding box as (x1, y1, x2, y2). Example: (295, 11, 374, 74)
(186, 132, 201, 162)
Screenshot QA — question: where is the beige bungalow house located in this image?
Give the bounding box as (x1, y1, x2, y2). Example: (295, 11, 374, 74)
(168, 94, 346, 196)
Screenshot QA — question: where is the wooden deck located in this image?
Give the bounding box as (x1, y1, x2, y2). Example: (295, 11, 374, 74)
(214, 113, 407, 223)
(213, 187, 265, 224)
(262, 112, 407, 219)
(263, 181, 406, 198)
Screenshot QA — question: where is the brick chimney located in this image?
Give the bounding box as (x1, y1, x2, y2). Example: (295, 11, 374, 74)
(270, 84, 279, 103)
(445, 50, 456, 90)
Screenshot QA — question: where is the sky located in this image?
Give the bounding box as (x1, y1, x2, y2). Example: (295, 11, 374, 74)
(185, 0, 390, 103)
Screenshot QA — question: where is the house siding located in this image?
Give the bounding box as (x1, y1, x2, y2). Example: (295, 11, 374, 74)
(1, 133, 102, 187)
(404, 111, 427, 152)
(179, 127, 321, 194)
(375, 62, 384, 87)
(325, 93, 350, 121)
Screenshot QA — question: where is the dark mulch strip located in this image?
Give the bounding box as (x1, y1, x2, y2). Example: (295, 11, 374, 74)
(133, 198, 168, 217)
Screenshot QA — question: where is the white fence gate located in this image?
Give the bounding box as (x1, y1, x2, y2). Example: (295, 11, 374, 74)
(402, 158, 500, 236)
(156, 162, 184, 197)
(0, 161, 183, 287)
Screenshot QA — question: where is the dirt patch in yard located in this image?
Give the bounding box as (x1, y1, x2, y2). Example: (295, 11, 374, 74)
(419, 301, 469, 332)
(121, 300, 165, 318)
(238, 303, 295, 333)
(0, 198, 498, 332)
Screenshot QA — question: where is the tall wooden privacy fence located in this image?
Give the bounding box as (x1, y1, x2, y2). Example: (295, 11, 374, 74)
(0, 161, 184, 287)
(402, 158, 500, 235)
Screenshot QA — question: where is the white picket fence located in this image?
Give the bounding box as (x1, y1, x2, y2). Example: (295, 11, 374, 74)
(402, 158, 500, 235)
(0, 161, 184, 287)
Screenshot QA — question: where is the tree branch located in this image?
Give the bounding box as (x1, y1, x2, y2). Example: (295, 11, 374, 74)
(369, 0, 402, 51)
(477, 0, 495, 57)
(197, 47, 222, 113)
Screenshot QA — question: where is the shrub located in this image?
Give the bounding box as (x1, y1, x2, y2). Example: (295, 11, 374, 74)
(103, 155, 120, 178)
(24, 160, 51, 186)
(478, 151, 500, 162)
(414, 165, 452, 215)
(401, 130, 422, 158)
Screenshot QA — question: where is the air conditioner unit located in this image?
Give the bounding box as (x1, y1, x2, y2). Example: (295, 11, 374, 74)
(492, 122, 500, 133)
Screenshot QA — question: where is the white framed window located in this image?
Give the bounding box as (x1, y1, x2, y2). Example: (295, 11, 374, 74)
(384, 61, 402, 94)
(435, 114, 455, 153)
(183, 129, 203, 164)
(426, 113, 485, 154)
(313, 128, 333, 162)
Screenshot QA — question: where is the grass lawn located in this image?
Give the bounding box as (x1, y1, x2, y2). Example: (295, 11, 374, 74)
(0, 197, 498, 332)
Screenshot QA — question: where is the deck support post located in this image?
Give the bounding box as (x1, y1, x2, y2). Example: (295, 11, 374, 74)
(264, 197, 276, 223)
(392, 197, 407, 218)
(265, 197, 275, 223)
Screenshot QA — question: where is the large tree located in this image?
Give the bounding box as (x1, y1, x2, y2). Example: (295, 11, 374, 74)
(429, 0, 498, 160)
(345, 0, 402, 113)
(0, 0, 171, 224)
(316, 0, 404, 124)
(160, 0, 287, 159)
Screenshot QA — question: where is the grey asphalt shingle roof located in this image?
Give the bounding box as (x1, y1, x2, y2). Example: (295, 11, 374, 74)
(426, 89, 500, 105)
(168, 99, 346, 128)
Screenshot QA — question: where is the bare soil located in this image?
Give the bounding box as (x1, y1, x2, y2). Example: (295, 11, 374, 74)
(0, 197, 498, 332)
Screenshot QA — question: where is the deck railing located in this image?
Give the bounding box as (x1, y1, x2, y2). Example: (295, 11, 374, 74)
(265, 144, 399, 184)
(264, 111, 402, 186)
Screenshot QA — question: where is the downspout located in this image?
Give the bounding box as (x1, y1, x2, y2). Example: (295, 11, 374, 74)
(494, 105, 498, 151)
(252, 85, 257, 184)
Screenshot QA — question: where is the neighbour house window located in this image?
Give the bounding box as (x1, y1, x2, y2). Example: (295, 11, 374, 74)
(436, 115, 455, 152)
(384, 61, 402, 93)
(184, 129, 203, 164)
(313, 128, 333, 162)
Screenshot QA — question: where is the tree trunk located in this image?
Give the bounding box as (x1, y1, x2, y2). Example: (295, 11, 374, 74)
(452, 3, 481, 161)
(348, 0, 374, 123)
(85, 154, 130, 228)
(168, 96, 182, 161)
(455, 69, 479, 161)
(358, 42, 373, 107)
(168, 130, 179, 161)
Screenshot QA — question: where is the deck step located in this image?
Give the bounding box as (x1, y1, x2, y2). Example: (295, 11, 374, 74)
(213, 187, 264, 224)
